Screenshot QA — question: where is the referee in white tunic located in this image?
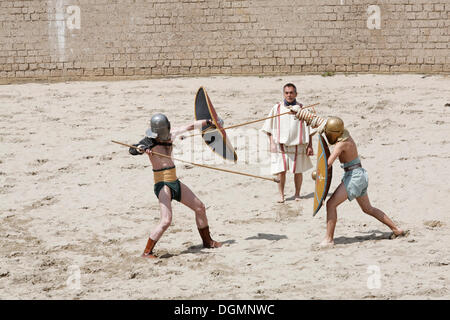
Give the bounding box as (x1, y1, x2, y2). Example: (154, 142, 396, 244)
(261, 83, 314, 203)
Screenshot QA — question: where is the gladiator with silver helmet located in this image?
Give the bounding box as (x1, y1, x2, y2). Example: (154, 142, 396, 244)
(127, 110, 222, 259)
(127, 113, 172, 156)
(146, 113, 171, 141)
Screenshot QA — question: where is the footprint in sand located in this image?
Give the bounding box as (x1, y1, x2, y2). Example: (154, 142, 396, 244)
(9, 137, 29, 143)
(0, 270, 10, 278)
(24, 195, 58, 211)
(128, 271, 142, 279)
(100, 155, 113, 161)
(424, 220, 445, 229)
(34, 159, 49, 166)
(1, 184, 15, 194)
(73, 136, 96, 141)
(121, 164, 142, 170)
(57, 165, 75, 173)
(275, 206, 301, 220)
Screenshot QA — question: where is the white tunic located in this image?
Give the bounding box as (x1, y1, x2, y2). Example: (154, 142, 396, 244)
(261, 102, 313, 174)
(261, 102, 310, 146)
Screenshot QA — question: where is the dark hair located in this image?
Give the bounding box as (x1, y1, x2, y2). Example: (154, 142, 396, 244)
(283, 83, 297, 93)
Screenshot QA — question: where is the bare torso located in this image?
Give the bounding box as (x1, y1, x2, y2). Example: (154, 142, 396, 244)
(337, 136, 359, 164)
(147, 135, 175, 170)
(143, 121, 208, 170)
(328, 135, 360, 168)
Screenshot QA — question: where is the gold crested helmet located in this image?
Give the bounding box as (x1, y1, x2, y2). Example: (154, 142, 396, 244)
(324, 116, 349, 145)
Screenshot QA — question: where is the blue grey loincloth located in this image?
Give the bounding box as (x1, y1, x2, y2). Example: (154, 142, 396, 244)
(341, 157, 368, 201)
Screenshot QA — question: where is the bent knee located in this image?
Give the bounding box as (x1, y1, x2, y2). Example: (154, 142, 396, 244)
(194, 202, 206, 214)
(160, 217, 172, 230)
(362, 206, 374, 215)
(326, 199, 337, 210)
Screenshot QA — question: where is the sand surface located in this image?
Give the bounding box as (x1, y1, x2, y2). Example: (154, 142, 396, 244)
(0, 74, 449, 299)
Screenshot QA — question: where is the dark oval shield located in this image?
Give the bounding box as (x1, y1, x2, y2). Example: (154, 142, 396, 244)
(195, 87, 238, 162)
(313, 134, 333, 216)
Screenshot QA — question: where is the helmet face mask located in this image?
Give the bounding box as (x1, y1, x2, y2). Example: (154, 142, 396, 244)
(324, 117, 345, 145)
(325, 131, 341, 145)
(146, 113, 171, 141)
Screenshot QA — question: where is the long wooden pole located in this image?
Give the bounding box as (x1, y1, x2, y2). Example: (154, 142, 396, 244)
(111, 140, 280, 183)
(184, 102, 319, 139)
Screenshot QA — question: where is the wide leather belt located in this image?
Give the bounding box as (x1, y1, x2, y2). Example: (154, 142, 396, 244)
(344, 163, 362, 172)
(153, 166, 177, 183)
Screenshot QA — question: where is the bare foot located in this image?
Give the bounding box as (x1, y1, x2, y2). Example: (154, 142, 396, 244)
(390, 229, 410, 239)
(277, 198, 285, 203)
(319, 239, 334, 247)
(294, 195, 301, 201)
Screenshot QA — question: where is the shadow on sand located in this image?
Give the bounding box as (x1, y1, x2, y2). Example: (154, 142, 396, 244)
(159, 239, 236, 258)
(285, 192, 333, 201)
(333, 230, 393, 245)
(245, 233, 288, 241)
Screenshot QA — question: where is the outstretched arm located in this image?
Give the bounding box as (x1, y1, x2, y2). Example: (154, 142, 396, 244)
(171, 119, 213, 139)
(289, 106, 326, 129)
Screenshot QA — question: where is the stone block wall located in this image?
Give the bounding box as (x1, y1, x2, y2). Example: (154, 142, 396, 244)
(0, 0, 448, 82)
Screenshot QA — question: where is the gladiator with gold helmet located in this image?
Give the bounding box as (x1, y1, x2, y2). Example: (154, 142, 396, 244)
(129, 113, 222, 258)
(288, 106, 407, 246)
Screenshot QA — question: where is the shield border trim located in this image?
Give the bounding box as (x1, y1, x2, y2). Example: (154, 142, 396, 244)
(313, 134, 333, 216)
(195, 87, 238, 163)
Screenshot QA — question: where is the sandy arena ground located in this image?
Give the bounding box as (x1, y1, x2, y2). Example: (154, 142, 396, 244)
(0, 74, 449, 299)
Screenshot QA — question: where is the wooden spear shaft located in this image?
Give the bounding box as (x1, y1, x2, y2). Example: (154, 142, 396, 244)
(184, 102, 319, 139)
(111, 140, 280, 183)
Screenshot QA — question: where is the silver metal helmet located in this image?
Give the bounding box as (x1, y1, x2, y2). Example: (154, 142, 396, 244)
(145, 113, 171, 141)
